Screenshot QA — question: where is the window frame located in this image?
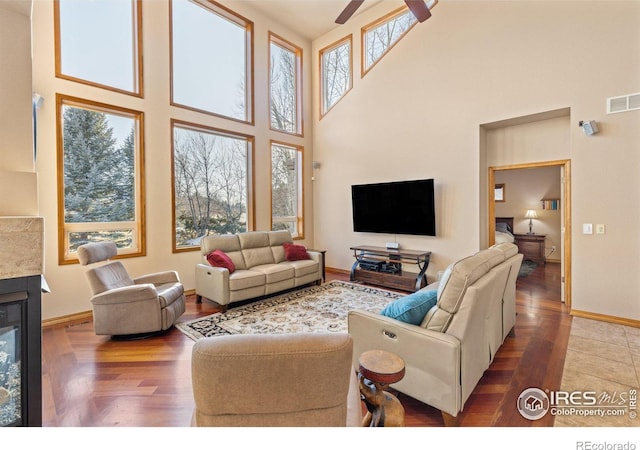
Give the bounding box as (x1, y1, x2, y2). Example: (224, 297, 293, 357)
(319, 34, 353, 119)
(361, 6, 419, 78)
(56, 94, 146, 265)
(270, 140, 304, 240)
(171, 119, 256, 253)
(169, 0, 255, 125)
(268, 32, 304, 137)
(53, 0, 144, 98)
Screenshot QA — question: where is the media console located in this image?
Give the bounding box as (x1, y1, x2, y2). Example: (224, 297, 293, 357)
(349, 245, 431, 292)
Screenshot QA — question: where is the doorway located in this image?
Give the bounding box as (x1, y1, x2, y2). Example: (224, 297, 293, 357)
(488, 160, 571, 306)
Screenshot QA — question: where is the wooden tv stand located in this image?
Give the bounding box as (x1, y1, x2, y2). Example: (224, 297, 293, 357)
(349, 245, 431, 292)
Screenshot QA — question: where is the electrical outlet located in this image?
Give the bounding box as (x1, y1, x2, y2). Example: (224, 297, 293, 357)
(551, 246, 556, 252)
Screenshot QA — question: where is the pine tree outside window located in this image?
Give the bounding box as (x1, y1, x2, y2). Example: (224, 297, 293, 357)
(271, 142, 303, 238)
(56, 95, 145, 264)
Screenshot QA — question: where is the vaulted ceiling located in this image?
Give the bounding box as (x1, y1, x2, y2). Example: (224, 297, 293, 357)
(240, 0, 385, 40)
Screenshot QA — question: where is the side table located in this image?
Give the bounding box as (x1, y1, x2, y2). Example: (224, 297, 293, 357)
(358, 350, 406, 427)
(513, 234, 546, 265)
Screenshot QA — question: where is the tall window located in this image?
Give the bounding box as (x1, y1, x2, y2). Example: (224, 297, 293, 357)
(362, 7, 418, 76)
(271, 142, 303, 238)
(54, 0, 143, 96)
(56, 95, 145, 263)
(269, 32, 303, 135)
(171, 0, 253, 123)
(172, 121, 253, 250)
(320, 35, 352, 117)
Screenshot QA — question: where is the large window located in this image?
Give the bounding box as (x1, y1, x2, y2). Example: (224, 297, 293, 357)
(54, 0, 143, 96)
(362, 7, 418, 76)
(56, 95, 145, 264)
(172, 121, 254, 250)
(269, 33, 303, 135)
(171, 0, 253, 123)
(320, 35, 352, 117)
(271, 142, 303, 238)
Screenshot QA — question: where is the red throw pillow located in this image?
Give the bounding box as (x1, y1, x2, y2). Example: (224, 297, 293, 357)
(206, 249, 235, 273)
(283, 242, 310, 261)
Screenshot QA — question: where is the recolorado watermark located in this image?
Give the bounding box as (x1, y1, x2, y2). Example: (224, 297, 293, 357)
(576, 442, 636, 450)
(517, 387, 637, 421)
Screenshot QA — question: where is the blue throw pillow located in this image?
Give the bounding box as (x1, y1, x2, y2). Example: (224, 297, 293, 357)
(380, 289, 438, 325)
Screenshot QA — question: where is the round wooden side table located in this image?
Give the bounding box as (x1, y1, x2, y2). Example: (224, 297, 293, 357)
(358, 349, 406, 427)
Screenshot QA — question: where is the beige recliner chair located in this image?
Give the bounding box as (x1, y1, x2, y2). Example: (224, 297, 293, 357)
(190, 333, 363, 426)
(77, 241, 186, 337)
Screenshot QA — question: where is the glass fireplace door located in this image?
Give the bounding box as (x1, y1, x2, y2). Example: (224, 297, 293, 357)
(0, 293, 25, 427)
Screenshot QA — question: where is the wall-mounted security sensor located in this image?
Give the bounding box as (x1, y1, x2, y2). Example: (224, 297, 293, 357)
(579, 120, 599, 136)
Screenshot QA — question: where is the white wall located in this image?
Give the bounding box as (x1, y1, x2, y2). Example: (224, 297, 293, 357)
(312, 1, 640, 321)
(0, 5, 32, 173)
(0, 5, 39, 216)
(31, 0, 315, 320)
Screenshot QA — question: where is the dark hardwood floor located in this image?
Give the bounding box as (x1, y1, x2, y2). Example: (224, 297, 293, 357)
(41, 261, 569, 427)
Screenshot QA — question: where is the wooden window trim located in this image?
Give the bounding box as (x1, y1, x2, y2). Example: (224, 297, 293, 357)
(53, 0, 144, 98)
(319, 34, 353, 119)
(169, 0, 255, 126)
(56, 94, 146, 265)
(170, 119, 256, 253)
(268, 31, 304, 137)
(270, 140, 304, 240)
(360, 6, 419, 78)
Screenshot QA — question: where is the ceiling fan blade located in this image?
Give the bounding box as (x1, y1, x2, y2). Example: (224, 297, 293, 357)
(404, 0, 432, 22)
(335, 0, 365, 24)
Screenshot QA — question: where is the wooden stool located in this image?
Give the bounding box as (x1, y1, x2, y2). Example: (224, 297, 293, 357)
(358, 350, 406, 427)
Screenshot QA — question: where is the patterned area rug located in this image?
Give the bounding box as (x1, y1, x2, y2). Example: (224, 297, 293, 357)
(176, 280, 402, 341)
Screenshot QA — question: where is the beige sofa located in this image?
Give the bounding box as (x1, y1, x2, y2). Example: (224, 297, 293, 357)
(195, 230, 323, 307)
(191, 333, 362, 426)
(348, 242, 522, 423)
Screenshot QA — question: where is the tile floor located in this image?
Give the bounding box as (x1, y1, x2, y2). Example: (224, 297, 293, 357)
(554, 317, 640, 427)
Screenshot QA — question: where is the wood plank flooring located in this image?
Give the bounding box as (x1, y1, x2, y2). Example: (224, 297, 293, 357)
(41, 262, 568, 427)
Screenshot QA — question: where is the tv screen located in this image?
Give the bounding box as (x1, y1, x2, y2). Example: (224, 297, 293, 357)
(351, 179, 436, 236)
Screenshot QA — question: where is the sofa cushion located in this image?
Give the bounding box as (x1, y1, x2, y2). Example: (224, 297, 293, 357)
(283, 242, 310, 261)
(380, 289, 437, 325)
(207, 249, 236, 273)
(229, 270, 266, 291)
(280, 259, 318, 278)
(238, 232, 276, 268)
(201, 234, 246, 270)
(269, 230, 293, 263)
(422, 248, 504, 332)
(250, 264, 295, 284)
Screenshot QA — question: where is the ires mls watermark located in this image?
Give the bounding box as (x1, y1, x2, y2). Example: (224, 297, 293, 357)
(517, 387, 638, 421)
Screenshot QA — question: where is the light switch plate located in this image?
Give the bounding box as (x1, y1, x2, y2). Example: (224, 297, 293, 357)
(583, 223, 593, 234)
(596, 224, 605, 234)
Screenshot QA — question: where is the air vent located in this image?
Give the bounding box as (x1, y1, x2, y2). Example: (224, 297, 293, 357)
(607, 92, 640, 114)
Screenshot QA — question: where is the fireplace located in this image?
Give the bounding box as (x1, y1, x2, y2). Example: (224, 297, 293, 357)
(0, 276, 42, 427)
(0, 217, 44, 427)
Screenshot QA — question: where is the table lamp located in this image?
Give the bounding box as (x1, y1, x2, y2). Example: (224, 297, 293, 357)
(525, 209, 538, 234)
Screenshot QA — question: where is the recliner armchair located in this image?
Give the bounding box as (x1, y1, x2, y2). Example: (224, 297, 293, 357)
(77, 241, 186, 337)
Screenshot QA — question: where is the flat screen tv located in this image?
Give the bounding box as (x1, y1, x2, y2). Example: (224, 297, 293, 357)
(351, 178, 436, 236)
